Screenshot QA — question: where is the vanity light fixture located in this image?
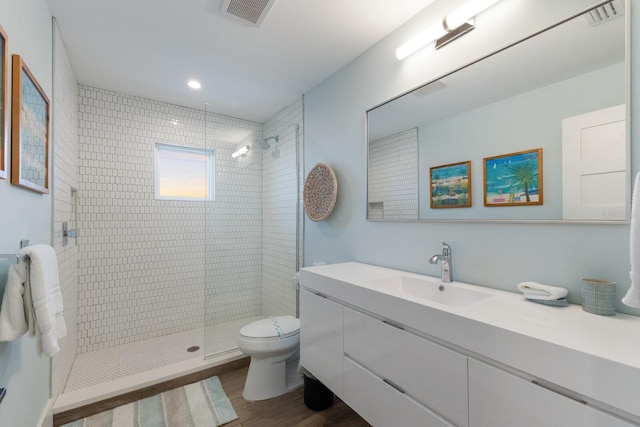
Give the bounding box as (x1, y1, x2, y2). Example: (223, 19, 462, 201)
(395, 0, 502, 60)
(232, 145, 250, 158)
(187, 79, 202, 89)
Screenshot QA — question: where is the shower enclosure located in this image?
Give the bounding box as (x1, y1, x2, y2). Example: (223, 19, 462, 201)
(51, 94, 303, 407)
(203, 102, 303, 358)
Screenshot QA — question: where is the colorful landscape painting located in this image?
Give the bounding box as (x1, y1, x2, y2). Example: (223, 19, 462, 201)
(430, 161, 471, 209)
(483, 148, 542, 206)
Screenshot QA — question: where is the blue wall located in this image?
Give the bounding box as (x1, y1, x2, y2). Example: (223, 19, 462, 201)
(303, 0, 640, 315)
(0, 0, 54, 425)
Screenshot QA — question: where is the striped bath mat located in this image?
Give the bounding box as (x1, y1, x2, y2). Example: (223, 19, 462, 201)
(62, 376, 238, 427)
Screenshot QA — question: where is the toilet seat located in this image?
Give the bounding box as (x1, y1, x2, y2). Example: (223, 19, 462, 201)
(239, 316, 300, 341)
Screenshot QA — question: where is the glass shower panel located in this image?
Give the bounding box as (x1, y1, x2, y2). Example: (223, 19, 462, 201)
(203, 105, 264, 357)
(203, 102, 302, 359)
(260, 121, 302, 319)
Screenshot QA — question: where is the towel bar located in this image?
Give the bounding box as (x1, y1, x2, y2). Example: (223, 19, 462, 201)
(0, 254, 28, 264)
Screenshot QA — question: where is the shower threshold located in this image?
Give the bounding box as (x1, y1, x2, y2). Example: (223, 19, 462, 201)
(54, 316, 263, 413)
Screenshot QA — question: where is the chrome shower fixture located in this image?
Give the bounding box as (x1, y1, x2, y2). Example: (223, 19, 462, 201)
(272, 136, 280, 158)
(260, 135, 279, 150)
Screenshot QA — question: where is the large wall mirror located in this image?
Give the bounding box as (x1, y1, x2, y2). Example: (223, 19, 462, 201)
(366, 1, 628, 222)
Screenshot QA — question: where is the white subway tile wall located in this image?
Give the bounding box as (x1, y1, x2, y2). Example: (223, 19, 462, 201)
(202, 98, 304, 336)
(203, 109, 263, 329)
(261, 99, 303, 317)
(367, 128, 418, 220)
(52, 21, 80, 397)
(77, 86, 281, 353)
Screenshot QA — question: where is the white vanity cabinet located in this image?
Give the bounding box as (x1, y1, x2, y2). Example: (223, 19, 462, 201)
(299, 289, 344, 397)
(468, 359, 635, 427)
(343, 307, 467, 427)
(299, 263, 640, 427)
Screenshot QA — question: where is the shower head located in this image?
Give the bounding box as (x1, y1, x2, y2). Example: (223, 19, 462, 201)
(259, 135, 279, 150)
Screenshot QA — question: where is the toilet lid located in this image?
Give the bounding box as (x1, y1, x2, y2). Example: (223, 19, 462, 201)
(239, 316, 300, 340)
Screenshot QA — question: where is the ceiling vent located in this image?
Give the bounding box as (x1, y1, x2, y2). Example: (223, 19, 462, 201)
(584, 0, 624, 27)
(221, 0, 275, 27)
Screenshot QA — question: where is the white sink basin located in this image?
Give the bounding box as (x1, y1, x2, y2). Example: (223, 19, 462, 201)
(364, 275, 492, 307)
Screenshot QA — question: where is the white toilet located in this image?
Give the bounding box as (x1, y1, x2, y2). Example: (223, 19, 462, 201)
(237, 315, 303, 401)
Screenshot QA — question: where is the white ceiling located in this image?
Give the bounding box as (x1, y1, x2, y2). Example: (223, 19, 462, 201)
(46, 0, 433, 123)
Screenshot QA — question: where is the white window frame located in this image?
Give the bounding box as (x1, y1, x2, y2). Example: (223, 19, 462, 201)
(154, 142, 215, 201)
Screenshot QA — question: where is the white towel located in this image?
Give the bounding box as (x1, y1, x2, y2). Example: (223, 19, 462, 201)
(0, 262, 28, 341)
(623, 172, 640, 308)
(19, 245, 66, 357)
(517, 281, 568, 301)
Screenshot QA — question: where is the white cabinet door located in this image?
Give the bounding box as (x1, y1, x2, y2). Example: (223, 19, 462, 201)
(299, 288, 344, 397)
(562, 104, 627, 220)
(344, 357, 454, 427)
(469, 359, 635, 427)
(344, 308, 468, 427)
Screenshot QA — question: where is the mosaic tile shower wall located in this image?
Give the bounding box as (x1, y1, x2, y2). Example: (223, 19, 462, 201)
(368, 128, 418, 220)
(52, 21, 79, 396)
(78, 88, 263, 353)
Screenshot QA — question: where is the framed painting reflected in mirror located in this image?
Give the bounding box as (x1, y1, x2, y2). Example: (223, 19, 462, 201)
(430, 161, 471, 209)
(11, 54, 49, 194)
(483, 148, 542, 207)
(0, 25, 7, 179)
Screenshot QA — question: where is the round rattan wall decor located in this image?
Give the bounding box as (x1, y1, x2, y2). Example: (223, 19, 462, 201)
(304, 163, 338, 222)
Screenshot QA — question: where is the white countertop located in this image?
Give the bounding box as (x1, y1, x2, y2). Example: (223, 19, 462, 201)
(300, 262, 640, 420)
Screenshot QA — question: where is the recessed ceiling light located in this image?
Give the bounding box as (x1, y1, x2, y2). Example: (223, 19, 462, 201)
(188, 80, 202, 89)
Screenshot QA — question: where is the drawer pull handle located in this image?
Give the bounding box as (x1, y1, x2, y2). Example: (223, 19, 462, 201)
(531, 381, 587, 405)
(383, 378, 406, 394)
(382, 319, 405, 330)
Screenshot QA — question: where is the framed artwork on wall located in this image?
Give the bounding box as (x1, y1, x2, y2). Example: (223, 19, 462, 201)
(483, 148, 542, 207)
(11, 54, 50, 194)
(430, 161, 471, 209)
(0, 25, 7, 180)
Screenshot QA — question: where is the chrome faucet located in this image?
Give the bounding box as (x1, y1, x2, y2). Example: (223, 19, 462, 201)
(428, 242, 453, 283)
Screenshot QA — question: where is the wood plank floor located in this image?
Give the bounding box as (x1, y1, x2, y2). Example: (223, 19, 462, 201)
(54, 357, 370, 426)
(219, 363, 370, 427)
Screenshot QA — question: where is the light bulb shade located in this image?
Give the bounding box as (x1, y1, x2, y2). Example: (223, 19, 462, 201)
(395, 22, 448, 60)
(445, 0, 500, 30)
(396, 0, 502, 60)
(232, 145, 250, 158)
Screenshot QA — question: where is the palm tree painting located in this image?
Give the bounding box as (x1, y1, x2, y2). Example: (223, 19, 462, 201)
(483, 149, 542, 206)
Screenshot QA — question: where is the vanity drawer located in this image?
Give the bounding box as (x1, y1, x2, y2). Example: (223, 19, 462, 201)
(344, 356, 454, 427)
(468, 359, 636, 427)
(344, 307, 468, 427)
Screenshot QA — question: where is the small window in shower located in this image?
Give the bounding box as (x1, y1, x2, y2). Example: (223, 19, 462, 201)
(154, 143, 215, 201)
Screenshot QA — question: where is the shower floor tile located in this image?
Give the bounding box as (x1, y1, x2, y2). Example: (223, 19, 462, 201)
(64, 316, 263, 393)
